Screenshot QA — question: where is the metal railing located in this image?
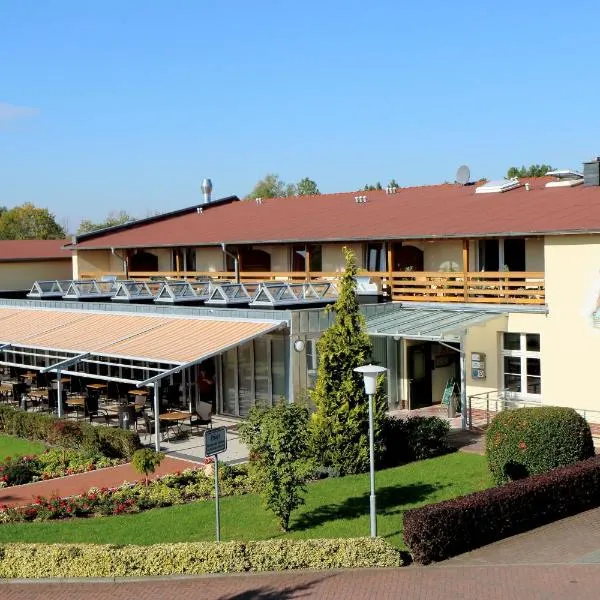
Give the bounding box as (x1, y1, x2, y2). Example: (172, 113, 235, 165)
(467, 390, 600, 438)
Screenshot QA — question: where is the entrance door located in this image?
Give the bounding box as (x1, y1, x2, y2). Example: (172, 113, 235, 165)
(407, 342, 432, 409)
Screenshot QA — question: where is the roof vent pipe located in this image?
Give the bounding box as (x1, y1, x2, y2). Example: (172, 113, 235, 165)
(221, 243, 239, 283)
(201, 178, 213, 204)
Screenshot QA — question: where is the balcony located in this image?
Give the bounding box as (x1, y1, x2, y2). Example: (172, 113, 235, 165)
(79, 270, 545, 306)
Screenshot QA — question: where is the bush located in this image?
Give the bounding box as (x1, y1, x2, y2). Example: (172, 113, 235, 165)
(381, 416, 451, 468)
(0, 406, 141, 460)
(238, 402, 315, 531)
(486, 406, 594, 484)
(0, 465, 253, 524)
(404, 455, 600, 564)
(0, 455, 37, 486)
(0, 538, 402, 578)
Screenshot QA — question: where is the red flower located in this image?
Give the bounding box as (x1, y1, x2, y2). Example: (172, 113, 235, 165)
(518, 441, 527, 450)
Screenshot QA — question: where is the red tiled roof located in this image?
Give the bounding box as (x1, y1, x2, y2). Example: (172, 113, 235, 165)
(73, 179, 600, 249)
(0, 240, 71, 262)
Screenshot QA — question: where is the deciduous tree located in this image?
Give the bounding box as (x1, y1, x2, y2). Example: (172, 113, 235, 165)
(506, 164, 554, 178)
(77, 210, 134, 234)
(296, 177, 320, 196)
(238, 402, 315, 531)
(0, 203, 65, 239)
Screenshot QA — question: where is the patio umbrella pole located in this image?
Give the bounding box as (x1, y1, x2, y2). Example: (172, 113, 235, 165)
(153, 382, 160, 451)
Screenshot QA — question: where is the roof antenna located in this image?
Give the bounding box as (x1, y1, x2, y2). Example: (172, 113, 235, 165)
(456, 165, 471, 186)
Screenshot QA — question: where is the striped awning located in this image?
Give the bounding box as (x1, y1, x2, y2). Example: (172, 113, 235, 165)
(366, 307, 506, 341)
(0, 307, 284, 365)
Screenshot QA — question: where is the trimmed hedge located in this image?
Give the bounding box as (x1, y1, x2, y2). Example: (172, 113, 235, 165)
(404, 455, 600, 564)
(0, 405, 141, 460)
(0, 538, 402, 578)
(381, 415, 450, 468)
(486, 406, 594, 484)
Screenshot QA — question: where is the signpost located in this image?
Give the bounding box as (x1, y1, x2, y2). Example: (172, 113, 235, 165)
(204, 426, 227, 542)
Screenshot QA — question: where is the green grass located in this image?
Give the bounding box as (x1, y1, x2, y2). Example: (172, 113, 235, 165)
(0, 452, 492, 549)
(0, 435, 45, 461)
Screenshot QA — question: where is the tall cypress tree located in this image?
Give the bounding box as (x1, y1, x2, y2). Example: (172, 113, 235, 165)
(310, 247, 387, 475)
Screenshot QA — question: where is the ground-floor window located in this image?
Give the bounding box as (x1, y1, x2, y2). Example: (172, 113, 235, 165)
(306, 339, 318, 389)
(220, 336, 286, 416)
(501, 332, 541, 396)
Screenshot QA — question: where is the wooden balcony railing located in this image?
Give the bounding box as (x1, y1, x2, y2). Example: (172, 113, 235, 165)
(78, 270, 545, 305)
(390, 271, 545, 304)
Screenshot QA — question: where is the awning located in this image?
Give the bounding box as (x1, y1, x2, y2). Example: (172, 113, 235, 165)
(366, 307, 506, 342)
(0, 306, 285, 375)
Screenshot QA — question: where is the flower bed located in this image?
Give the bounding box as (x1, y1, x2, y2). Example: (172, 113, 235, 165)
(0, 449, 123, 488)
(0, 462, 252, 523)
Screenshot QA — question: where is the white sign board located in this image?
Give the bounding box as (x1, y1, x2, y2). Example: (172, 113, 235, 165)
(205, 427, 227, 457)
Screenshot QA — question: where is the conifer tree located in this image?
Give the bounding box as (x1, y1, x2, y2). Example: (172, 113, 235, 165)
(310, 247, 387, 475)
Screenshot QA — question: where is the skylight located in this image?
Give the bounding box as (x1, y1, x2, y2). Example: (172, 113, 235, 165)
(545, 169, 584, 188)
(475, 179, 522, 194)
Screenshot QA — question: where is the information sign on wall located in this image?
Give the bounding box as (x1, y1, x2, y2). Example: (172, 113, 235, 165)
(471, 352, 486, 379)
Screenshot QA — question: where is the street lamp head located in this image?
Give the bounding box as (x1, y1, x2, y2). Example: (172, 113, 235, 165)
(354, 364, 387, 395)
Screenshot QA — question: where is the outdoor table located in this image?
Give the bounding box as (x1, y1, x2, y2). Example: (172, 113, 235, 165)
(52, 378, 71, 384)
(128, 389, 148, 397)
(87, 383, 108, 389)
(159, 410, 192, 440)
(66, 395, 87, 419)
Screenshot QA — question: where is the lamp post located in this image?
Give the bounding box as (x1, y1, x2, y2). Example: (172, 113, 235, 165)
(354, 364, 387, 538)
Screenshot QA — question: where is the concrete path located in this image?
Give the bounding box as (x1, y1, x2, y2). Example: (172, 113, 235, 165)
(0, 456, 200, 507)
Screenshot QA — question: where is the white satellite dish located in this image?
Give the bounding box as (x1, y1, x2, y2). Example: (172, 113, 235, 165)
(456, 165, 471, 185)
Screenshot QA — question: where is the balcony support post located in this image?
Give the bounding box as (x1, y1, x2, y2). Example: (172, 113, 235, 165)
(462, 240, 469, 301)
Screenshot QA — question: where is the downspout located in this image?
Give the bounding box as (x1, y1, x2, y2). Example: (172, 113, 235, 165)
(111, 248, 128, 279)
(221, 243, 239, 283)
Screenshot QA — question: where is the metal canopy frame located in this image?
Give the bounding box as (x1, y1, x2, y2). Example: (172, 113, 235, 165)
(27, 280, 72, 299)
(137, 319, 286, 387)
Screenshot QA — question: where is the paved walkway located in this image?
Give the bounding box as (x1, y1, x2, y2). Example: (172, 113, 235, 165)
(0, 456, 200, 507)
(3, 507, 600, 598)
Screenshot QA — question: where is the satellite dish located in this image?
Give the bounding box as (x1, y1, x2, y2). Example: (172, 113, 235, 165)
(456, 165, 471, 185)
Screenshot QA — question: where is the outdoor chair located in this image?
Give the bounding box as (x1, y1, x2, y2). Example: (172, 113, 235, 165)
(143, 413, 168, 441)
(133, 397, 147, 430)
(188, 400, 213, 435)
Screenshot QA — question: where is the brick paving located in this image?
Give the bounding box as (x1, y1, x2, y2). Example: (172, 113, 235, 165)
(1, 566, 599, 600)
(0, 456, 200, 507)
(3, 506, 600, 599)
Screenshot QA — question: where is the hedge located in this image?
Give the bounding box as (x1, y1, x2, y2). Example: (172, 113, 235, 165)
(403, 455, 600, 564)
(486, 406, 594, 484)
(0, 538, 402, 578)
(381, 415, 450, 468)
(0, 405, 141, 460)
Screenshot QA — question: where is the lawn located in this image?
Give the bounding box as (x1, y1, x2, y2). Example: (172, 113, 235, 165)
(0, 434, 45, 462)
(0, 452, 492, 548)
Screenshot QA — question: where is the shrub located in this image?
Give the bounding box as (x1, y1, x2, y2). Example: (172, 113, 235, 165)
(381, 416, 451, 468)
(0, 464, 253, 524)
(0, 456, 37, 486)
(132, 448, 164, 486)
(486, 406, 594, 484)
(0, 406, 141, 460)
(239, 402, 315, 531)
(0, 538, 402, 578)
(404, 455, 600, 564)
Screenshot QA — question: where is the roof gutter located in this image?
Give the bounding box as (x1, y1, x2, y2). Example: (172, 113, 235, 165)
(221, 243, 239, 283)
(111, 248, 128, 278)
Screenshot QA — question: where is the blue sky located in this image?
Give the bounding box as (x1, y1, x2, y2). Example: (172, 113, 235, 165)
(2, 1, 600, 231)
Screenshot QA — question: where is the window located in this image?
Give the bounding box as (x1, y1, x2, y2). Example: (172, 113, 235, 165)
(501, 333, 541, 396)
(478, 238, 526, 272)
(292, 244, 322, 273)
(220, 336, 286, 416)
(306, 339, 318, 389)
(366, 243, 387, 272)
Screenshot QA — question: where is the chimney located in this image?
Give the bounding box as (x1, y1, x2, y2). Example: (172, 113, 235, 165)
(583, 158, 600, 186)
(201, 178, 213, 204)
